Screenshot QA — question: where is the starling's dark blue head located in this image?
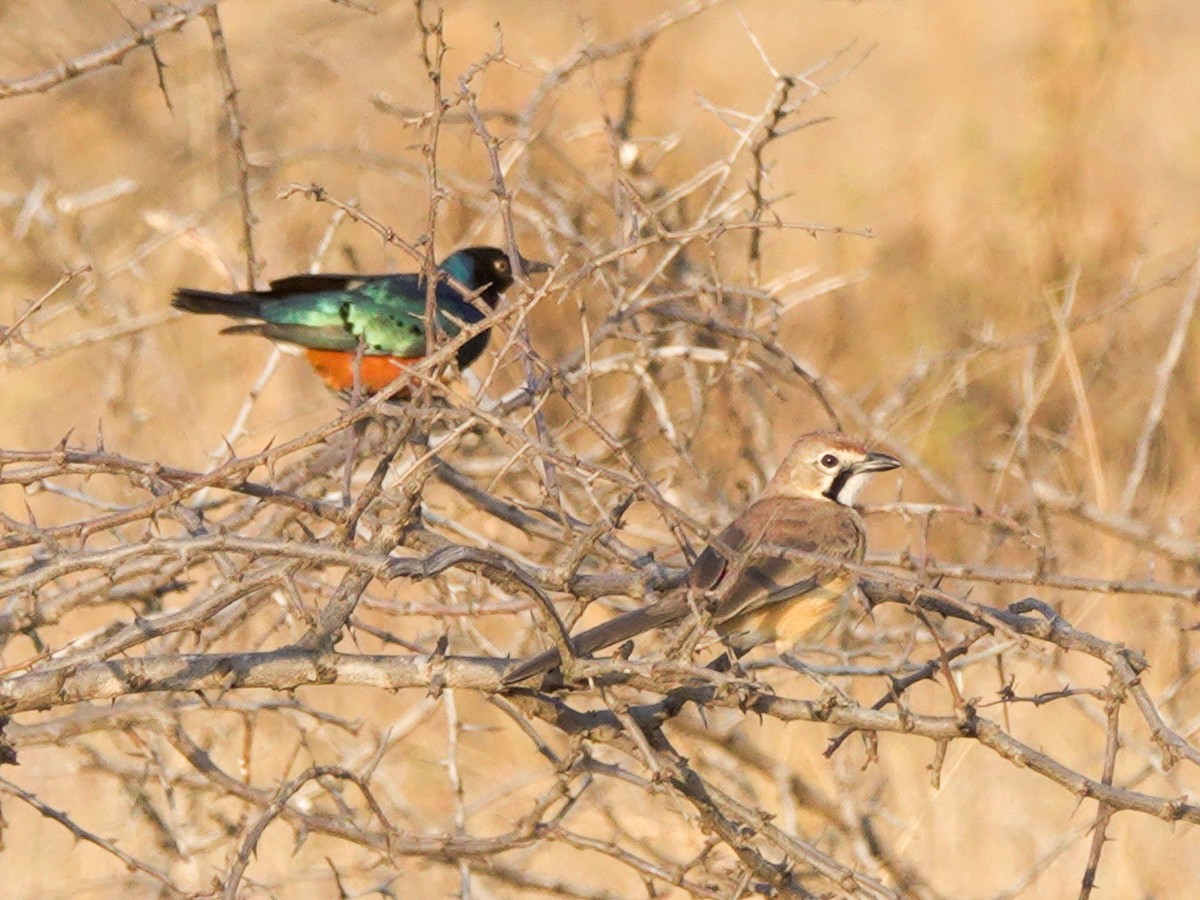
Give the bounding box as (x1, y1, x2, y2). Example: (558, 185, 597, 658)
(440, 246, 549, 306)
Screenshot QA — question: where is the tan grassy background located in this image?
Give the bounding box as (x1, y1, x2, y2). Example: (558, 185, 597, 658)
(3, 1, 1200, 897)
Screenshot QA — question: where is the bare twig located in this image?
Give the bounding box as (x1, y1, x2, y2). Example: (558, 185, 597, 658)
(0, 0, 222, 100)
(203, 5, 260, 287)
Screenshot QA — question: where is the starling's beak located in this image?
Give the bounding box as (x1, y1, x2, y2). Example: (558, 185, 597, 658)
(518, 256, 552, 275)
(857, 451, 902, 473)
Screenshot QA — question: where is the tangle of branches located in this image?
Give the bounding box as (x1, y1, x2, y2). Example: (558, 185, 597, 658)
(2, 3, 1199, 898)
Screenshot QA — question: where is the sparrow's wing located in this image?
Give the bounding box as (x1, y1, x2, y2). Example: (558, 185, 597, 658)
(701, 497, 865, 627)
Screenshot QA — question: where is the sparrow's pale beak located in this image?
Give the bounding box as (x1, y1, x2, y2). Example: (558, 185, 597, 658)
(857, 451, 902, 473)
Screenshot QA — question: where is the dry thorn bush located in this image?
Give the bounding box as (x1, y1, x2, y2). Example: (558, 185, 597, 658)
(2, 2, 1199, 898)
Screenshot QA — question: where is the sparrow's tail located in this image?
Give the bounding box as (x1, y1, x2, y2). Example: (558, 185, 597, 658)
(172, 288, 262, 319)
(503, 600, 686, 685)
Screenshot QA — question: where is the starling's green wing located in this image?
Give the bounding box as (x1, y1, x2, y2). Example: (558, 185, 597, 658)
(230, 278, 430, 355)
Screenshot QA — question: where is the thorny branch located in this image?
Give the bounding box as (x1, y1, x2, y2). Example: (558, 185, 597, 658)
(0, 1, 223, 100)
(203, 5, 260, 288)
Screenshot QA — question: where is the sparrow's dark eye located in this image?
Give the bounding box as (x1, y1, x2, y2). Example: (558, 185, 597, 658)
(820, 454, 839, 468)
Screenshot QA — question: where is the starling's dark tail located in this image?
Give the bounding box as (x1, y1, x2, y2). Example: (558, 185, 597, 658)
(172, 288, 260, 318)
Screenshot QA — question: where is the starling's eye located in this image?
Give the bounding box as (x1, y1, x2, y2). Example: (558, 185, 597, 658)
(495, 258, 510, 273)
(820, 454, 839, 469)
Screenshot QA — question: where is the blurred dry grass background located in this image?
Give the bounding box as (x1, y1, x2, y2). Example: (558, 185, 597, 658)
(3, 1, 1200, 897)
